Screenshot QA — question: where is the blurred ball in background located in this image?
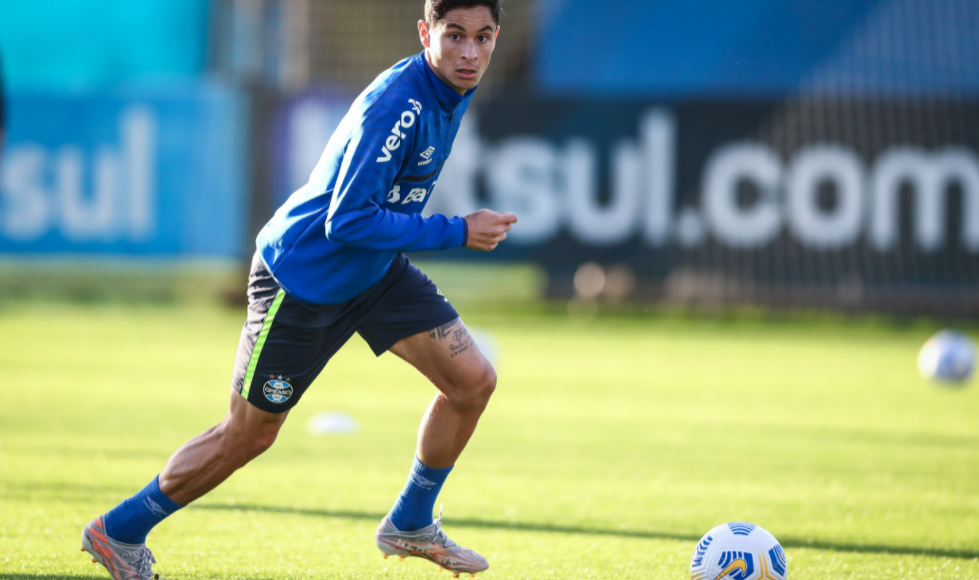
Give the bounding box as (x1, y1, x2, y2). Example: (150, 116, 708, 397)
(918, 330, 977, 385)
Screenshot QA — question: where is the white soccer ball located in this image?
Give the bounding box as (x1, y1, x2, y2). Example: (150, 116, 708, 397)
(690, 522, 787, 580)
(917, 330, 976, 384)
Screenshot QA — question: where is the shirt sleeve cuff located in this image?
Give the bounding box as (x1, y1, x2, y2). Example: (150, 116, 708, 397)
(460, 216, 469, 247)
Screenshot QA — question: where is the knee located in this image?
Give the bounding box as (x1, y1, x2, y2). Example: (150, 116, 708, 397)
(478, 364, 498, 401)
(450, 362, 497, 411)
(249, 425, 280, 455)
(221, 419, 282, 460)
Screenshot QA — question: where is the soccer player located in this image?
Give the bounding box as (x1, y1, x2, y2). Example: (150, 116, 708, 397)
(81, 1, 514, 578)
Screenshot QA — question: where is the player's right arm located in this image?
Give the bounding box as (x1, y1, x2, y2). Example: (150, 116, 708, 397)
(325, 101, 467, 252)
(324, 99, 516, 253)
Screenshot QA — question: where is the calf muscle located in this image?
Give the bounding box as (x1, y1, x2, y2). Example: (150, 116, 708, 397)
(158, 392, 288, 505)
(392, 318, 497, 469)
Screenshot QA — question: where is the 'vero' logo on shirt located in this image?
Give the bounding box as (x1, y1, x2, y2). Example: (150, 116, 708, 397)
(376, 99, 422, 163)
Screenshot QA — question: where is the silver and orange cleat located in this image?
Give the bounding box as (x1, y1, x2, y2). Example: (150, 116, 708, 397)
(375, 505, 489, 577)
(81, 516, 159, 580)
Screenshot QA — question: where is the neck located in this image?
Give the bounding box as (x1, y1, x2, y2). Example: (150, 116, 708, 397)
(425, 50, 467, 96)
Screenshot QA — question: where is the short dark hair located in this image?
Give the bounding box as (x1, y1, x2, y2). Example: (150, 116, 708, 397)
(425, 0, 502, 26)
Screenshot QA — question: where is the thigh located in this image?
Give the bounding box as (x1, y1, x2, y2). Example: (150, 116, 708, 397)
(353, 256, 490, 389)
(355, 256, 460, 357)
(388, 317, 493, 394)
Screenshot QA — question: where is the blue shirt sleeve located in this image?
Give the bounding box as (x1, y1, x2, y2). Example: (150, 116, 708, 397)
(324, 99, 466, 252)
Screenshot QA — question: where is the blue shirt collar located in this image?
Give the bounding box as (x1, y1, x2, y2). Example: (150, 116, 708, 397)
(418, 51, 476, 108)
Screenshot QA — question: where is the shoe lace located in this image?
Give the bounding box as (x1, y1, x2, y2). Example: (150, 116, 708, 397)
(432, 503, 459, 550)
(131, 545, 158, 580)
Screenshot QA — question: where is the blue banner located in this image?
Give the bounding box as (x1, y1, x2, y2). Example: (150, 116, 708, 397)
(0, 84, 247, 258)
(269, 88, 352, 209)
(537, 0, 979, 97)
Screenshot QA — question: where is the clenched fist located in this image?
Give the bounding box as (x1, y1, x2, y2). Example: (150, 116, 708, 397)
(464, 209, 518, 251)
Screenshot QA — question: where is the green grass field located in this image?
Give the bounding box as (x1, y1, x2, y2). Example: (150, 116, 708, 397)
(2, 301, 978, 579)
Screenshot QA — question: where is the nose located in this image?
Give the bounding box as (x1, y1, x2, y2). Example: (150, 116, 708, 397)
(461, 39, 477, 60)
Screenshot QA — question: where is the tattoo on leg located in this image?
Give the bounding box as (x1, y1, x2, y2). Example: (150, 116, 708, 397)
(428, 318, 460, 340)
(448, 325, 475, 358)
(427, 318, 476, 358)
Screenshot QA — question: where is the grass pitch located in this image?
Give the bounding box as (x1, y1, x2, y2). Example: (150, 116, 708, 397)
(1, 301, 978, 579)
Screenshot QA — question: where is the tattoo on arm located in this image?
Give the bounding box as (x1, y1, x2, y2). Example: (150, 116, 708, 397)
(427, 318, 476, 358)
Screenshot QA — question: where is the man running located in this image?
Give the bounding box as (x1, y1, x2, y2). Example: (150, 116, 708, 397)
(82, 1, 514, 578)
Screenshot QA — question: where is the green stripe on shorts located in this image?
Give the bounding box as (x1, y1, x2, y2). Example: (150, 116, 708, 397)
(242, 289, 285, 399)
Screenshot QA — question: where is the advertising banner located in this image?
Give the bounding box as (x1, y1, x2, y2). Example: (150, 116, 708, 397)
(0, 84, 247, 259)
(274, 91, 979, 312)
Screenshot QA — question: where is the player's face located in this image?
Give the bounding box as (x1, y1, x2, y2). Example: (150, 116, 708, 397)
(419, 7, 499, 95)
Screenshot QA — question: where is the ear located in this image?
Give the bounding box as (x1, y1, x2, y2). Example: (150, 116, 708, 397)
(495, 25, 500, 40)
(418, 19, 431, 48)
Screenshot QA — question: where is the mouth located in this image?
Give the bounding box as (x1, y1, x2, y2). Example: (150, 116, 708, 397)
(456, 68, 478, 81)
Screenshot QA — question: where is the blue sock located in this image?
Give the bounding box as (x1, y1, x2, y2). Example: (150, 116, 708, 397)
(388, 457, 453, 532)
(104, 475, 184, 544)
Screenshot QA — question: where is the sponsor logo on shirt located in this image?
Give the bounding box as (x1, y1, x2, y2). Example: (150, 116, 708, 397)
(376, 99, 422, 163)
(418, 146, 436, 165)
(402, 188, 428, 204)
(386, 185, 431, 205)
(387, 185, 402, 203)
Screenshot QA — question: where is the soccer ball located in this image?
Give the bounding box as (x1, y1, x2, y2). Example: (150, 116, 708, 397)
(917, 330, 976, 384)
(690, 522, 787, 580)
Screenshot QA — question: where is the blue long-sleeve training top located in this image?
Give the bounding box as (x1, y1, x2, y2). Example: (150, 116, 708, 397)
(256, 51, 474, 304)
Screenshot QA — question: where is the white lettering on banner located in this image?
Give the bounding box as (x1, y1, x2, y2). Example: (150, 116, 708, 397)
(346, 105, 979, 254)
(641, 109, 676, 246)
(0, 107, 158, 243)
(486, 137, 562, 244)
(786, 146, 865, 249)
(1, 146, 48, 240)
(422, 118, 481, 219)
(59, 146, 114, 240)
(703, 143, 783, 248)
(566, 139, 642, 245)
(870, 148, 979, 252)
(124, 108, 157, 240)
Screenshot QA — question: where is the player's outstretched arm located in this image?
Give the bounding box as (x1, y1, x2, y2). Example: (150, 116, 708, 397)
(463, 209, 518, 251)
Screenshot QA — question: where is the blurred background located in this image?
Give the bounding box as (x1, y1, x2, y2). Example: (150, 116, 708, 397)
(1, 0, 978, 316)
(3, 4, 979, 578)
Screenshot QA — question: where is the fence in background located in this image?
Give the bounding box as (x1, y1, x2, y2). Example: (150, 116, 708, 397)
(230, 0, 979, 315)
(2, 0, 977, 315)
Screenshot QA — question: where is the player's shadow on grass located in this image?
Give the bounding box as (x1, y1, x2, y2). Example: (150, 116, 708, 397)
(195, 503, 979, 561)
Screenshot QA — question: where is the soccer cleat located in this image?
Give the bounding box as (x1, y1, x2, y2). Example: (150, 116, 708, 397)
(375, 504, 489, 576)
(81, 516, 159, 580)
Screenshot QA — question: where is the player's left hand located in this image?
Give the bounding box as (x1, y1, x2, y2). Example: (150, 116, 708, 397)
(463, 209, 518, 251)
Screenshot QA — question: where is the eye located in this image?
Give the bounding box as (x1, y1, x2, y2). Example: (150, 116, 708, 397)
(450, 33, 461, 41)
(478, 35, 488, 42)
